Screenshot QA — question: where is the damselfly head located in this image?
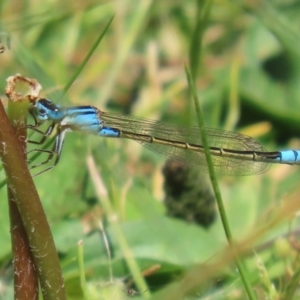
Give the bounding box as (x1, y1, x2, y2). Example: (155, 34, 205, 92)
(29, 98, 60, 122)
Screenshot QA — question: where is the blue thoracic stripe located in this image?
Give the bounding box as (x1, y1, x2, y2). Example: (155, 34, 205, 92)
(99, 126, 120, 137)
(68, 107, 97, 115)
(73, 110, 97, 115)
(76, 105, 95, 110)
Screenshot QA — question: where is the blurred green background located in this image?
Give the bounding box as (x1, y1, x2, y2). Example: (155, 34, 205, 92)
(1, 0, 300, 299)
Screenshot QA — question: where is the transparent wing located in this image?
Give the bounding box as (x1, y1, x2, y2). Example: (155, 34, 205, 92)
(100, 111, 270, 176)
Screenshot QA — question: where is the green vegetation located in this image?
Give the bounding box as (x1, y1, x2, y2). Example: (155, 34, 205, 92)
(1, 0, 300, 299)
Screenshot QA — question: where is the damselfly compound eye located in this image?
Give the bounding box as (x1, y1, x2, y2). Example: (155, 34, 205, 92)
(38, 108, 46, 115)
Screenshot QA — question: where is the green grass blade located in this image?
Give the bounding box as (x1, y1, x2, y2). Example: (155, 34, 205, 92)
(185, 65, 257, 300)
(61, 15, 114, 97)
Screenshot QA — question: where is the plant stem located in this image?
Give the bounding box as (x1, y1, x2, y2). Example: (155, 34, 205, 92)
(186, 66, 257, 300)
(0, 100, 67, 300)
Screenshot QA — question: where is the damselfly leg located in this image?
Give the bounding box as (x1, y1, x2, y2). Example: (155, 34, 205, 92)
(26, 111, 65, 175)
